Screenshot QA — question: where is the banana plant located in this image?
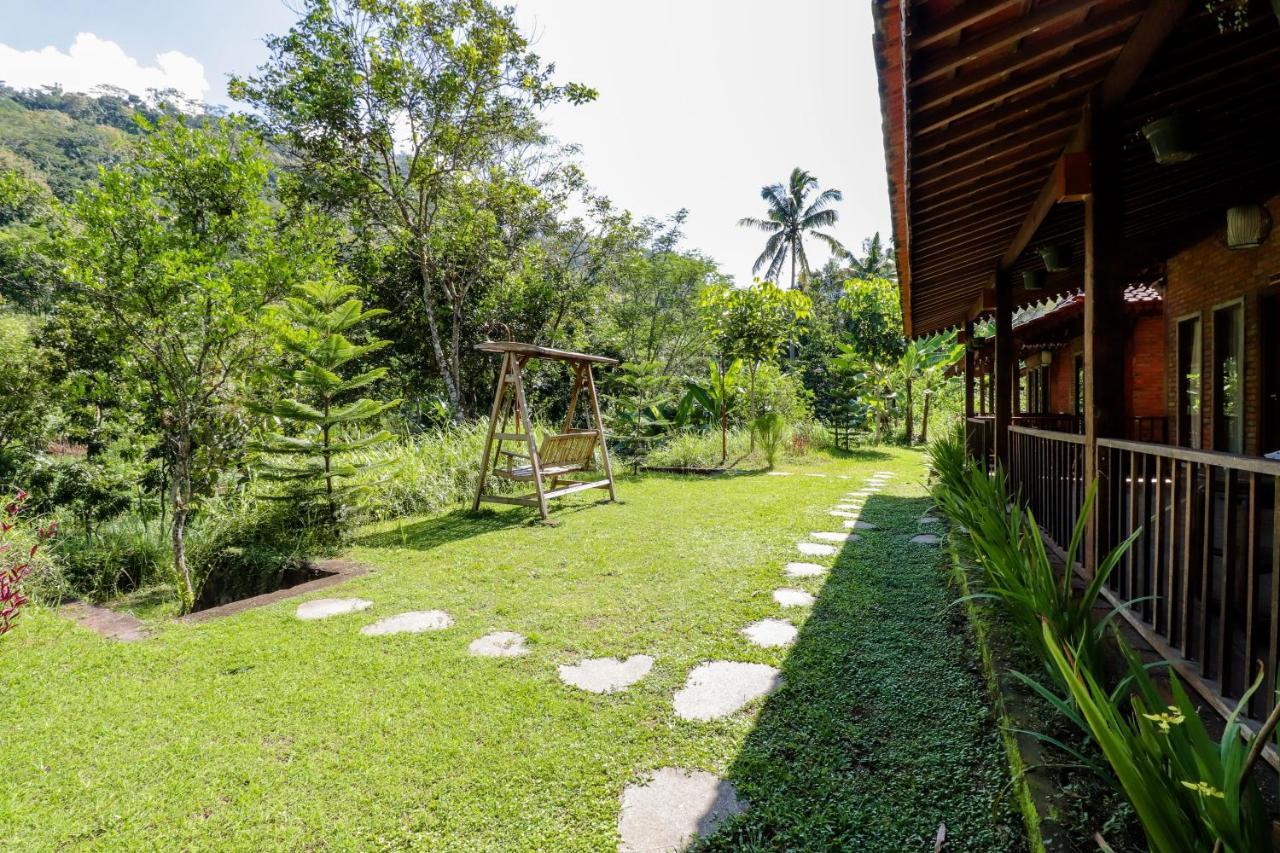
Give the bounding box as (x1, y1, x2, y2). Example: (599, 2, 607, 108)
(677, 358, 742, 464)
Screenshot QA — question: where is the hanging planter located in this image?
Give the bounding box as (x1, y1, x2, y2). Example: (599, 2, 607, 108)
(1226, 205, 1271, 248)
(1022, 269, 1046, 291)
(1037, 244, 1072, 272)
(1142, 113, 1197, 165)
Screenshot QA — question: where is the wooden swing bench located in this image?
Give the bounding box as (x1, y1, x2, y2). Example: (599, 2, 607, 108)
(472, 340, 618, 521)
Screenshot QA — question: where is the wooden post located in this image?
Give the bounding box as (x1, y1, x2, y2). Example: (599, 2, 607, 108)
(964, 319, 976, 420)
(1083, 100, 1127, 570)
(510, 357, 549, 521)
(994, 269, 1015, 468)
(584, 364, 617, 502)
(472, 352, 510, 511)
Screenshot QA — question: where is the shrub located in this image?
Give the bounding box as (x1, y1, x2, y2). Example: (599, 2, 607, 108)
(751, 412, 787, 469)
(642, 428, 751, 470)
(1, 490, 55, 636)
(52, 515, 168, 602)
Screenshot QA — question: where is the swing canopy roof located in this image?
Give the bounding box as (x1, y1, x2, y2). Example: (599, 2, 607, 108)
(475, 340, 618, 366)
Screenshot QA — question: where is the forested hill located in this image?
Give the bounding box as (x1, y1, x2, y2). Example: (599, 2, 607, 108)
(0, 84, 199, 200)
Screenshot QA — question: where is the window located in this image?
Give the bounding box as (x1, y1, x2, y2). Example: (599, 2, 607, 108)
(1212, 303, 1244, 454)
(1177, 316, 1202, 448)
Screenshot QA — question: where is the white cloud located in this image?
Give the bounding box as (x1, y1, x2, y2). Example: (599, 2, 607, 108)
(0, 32, 209, 103)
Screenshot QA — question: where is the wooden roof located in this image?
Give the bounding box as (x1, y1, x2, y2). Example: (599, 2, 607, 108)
(874, 0, 1280, 337)
(474, 340, 619, 366)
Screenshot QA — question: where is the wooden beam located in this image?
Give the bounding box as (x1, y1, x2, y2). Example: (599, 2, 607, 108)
(998, 151, 1093, 269)
(1100, 0, 1192, 107)
(964, 319, 977, 420)
(914, 6, 1142, 111)
(912, 0, 1105, 85)
(911, 0, 1021, 50)
(914, 41, 1122, 135)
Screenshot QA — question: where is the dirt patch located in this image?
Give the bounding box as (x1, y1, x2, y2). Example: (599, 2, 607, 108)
(60, 602, 149, 641)
(180, 558, 370, 624)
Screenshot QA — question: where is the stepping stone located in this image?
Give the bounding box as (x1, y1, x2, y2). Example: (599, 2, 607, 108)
(742, 618, 798, 648)
(468, 631, 529, 657)
(849, 490, 876, 497)
(773, 588, 816, 608)
(618, 768, 745, 853)
(296, 598, 373, 621)
(673, 661, 782, 721)
(810, 531, 854, 543)
(784, 562, 827, 578)
(874, 471, 895, 477)
(60, 602, 149, 641)
(911, 534, 942, 545)
(360, 610, 453, 636)
(829, 510, 858, 518)
(920, 516, 941, 525)
(797, 542, 837, 557)
(766, 471, 792, 476)
(843, 520, 876, 530)
(801, 473, 827, 478)
(558, 655, 654, 694)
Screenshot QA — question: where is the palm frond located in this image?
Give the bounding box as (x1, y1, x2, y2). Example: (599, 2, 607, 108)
(737, 216, 782, 233)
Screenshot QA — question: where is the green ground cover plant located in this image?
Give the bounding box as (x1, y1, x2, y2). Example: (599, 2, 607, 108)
(2, 449, 1021, 850)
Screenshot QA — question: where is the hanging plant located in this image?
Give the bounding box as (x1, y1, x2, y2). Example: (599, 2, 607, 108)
(1226, 205, 1272, 248)
(1022, 269, 1046, 292)
(1141, 113, 1197, 165)
(1205, 0, 1251, 31)
(1037, 244, 1072, 272)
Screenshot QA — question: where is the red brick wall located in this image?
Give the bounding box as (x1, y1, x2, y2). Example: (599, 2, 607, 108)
(1125, 315, 1165, 420)
(1163, 196, 1280, 454)
(1049, 337, 1082, 414)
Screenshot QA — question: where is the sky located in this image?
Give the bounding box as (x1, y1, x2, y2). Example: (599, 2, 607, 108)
(0, 0, 892, 284)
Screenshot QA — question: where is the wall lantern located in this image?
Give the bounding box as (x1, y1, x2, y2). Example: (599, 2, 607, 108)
(1022, 269, 1046, 291)
(1037, 244, 1072, 272)
(1226, 204, 1271, 249)
(1141, 113, 1197, 165)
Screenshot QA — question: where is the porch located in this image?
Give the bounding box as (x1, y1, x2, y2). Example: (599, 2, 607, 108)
(874, 0, 1280, 733)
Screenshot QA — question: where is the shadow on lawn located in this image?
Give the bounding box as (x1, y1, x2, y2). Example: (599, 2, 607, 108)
(357, 497, 616, 550)
(699, 492, 1026, 852)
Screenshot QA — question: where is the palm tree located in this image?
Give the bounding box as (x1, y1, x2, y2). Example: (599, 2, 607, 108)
(847, 232, 896, 281)
(739, 168, 847, 292)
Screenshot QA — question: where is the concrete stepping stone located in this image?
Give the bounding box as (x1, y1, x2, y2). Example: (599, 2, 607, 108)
(468, 631, 529, 657)
(618, 768, 745, 853)
(784, 562, 827, 577)
(829, 510, 858, 518)
(801, 472, 827, 478)
(766, 471, 792, 476)
(874, 471, 895, 477)
(911, 534, 942, 545)
(843, 520, 876, 530)
(558, 655, 654, 694)
(773, 588, 816, 608)
(60, 602, 149, 641)
(360, 610, 453, 636)
(849, 490, 877, 497)
(296, 598, 373, 621)
(673, 661, 782, 721)
(742, 618, 798, 648)
(797, 542, 837, 557)
(920, 516, 941, 525)
(810, 531, 854, 543)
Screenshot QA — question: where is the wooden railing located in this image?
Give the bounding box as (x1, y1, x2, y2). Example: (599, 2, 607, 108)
(1009, 425, 1086, 550)
(1014, 414, 1082, 434)
(966, 416, 994, 473)
(1096, 439, 1280, 719)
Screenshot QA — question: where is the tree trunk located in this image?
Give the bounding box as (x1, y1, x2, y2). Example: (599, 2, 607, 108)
(920, 392, 931, 444)
(169, 428, 194, 613)
(904, 377, 915, 444)
(719, 367, 728, 464)
(417, 252, 463, 419)
(748, 363, 758, 452)
(322, 397, 336, 531)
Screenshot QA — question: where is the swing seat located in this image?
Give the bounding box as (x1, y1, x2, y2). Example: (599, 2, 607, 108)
(494, 430, 598, 482)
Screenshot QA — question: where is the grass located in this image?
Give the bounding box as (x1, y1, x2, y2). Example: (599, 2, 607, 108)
(2, 447, 1022, 851)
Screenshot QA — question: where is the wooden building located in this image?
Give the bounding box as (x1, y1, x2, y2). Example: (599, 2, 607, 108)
(874, 0, 1280, 727)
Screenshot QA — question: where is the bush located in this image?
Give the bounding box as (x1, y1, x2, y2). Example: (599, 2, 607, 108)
(751, 412, 787, 469)
(644, 429, 751, 469)
(1, 490, 55, 635)
(52, 515, 167, 602)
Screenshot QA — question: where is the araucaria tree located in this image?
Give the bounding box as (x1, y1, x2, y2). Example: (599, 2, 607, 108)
(231, 0, 596, 418)
(739, 167, 847, 291)
(257, 278, 400, 533)
(62, 118, 301, 612)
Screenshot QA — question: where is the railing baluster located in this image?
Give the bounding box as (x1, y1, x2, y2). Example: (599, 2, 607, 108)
(1199, 462, 1213, 669)
(1217, 469, 1236, 689)
(1152, 454, 1164, 626)
(1180, 459, 1194, 653)
(1245, 471, 1258, 716)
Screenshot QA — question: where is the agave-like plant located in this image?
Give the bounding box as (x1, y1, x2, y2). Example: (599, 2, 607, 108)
(751, 412, 787, 469)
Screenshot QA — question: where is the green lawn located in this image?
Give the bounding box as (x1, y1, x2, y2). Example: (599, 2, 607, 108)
(1, 448, 1023, 851)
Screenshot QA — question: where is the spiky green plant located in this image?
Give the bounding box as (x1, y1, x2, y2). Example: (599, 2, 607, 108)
(257, 278, 400, 533)
(751, 412, 787, 469)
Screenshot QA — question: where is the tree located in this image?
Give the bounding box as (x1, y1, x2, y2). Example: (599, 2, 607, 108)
(837, 275, 906, 364)
(846, 232, 896, 281)
(904, 333, 963, 444)
(232, 0, 596, 418)
(738, 167, 846, 291)
(61, 118, 304, 612)
(257, 277, 401, 534)
(677, 359, 742, 464)
(701, 280, 810, 449)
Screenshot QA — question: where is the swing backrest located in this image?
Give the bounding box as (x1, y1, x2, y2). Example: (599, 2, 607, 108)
(538, 430, 598, 469)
